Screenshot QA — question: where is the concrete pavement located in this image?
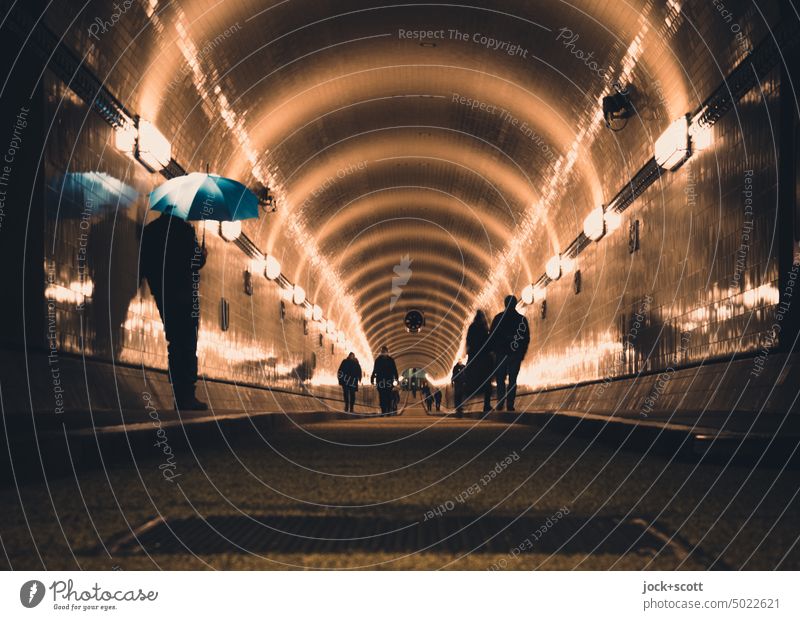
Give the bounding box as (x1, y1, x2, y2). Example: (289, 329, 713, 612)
(1, 405, 798, 570)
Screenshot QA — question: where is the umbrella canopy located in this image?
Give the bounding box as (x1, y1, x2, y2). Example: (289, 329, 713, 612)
(148, 172, 260, 221)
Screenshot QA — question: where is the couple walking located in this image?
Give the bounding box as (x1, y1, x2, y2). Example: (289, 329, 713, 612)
(337, 345, 400, 414)
(453, 294, 530, 415)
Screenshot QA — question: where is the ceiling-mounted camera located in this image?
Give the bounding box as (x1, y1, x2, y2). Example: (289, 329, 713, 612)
(602, 83, 635, 132)
(403, 309, 425, 333)
(257, 185, 277, 212)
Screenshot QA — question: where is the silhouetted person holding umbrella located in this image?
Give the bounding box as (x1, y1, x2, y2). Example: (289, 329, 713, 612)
(140, 211, 208, 410)
(489, 295, 530, 411)
(337, 352, 362, 412)
(371, 345, 399, 414)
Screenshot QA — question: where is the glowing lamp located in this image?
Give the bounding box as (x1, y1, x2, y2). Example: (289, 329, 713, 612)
(337, 331, 346, 344)
(249, 257, 267, 274)
(69, 280, 94, 297)
(604, 209, 622, 233)
(312, 304, 323, 321)
(136, 120, 172, 171)
(533, 284, 546, 303)
(654, 116, 690, 170)
(114, 123, 137, 157)
(292, 284, 305, 305)
(265, 254, 281, 280)
(521, 284, 534, 305)
(220, 220, 242, 241)
(689, 120, 713, 152)
(545, 255, 562, 281)
(327, 320, 336, 334)
(304, 306, 313, 320)
(583, 207, 606, 241)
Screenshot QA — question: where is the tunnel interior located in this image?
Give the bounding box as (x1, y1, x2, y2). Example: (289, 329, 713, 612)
(3, 0, 800, 576)
(0, 0, 797, 420)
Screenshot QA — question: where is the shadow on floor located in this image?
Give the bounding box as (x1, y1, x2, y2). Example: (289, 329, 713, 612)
(98, 511, 716, 566)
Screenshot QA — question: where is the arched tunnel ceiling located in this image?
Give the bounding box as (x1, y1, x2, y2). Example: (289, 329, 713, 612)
(89, 0, 693, 376)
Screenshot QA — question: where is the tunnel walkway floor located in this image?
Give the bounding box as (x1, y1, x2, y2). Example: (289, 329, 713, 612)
(2, 405, 799, 570)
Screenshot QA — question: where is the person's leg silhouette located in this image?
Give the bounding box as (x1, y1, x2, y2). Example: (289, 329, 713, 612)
(494, 357, 508, 410)
(506, 358, 522, 411)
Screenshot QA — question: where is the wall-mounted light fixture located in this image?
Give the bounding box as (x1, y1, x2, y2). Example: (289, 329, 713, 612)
(583, 206, 606, 241)
(114, 122, 137, 159)
(604, 209, 623, 233)
(521, 284, 534, 305)
(202, 219, 219, 236)
(136, 120, 172, 172)
(312, 304, 323, 321)
(533, 284, 546, 303)
(249, 257, 267, 274)
(326, 319, 336, 334)
(292, 284, 306, 305)
(655, 115, 691, 170)
(265, 254, 281, 280)
(220, 220, 242, 241)
(279, 286, 293, 302)
(545, 255, 562, 281)
(689, 115, 714, 152)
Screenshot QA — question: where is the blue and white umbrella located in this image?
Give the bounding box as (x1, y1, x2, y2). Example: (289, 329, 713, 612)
(148, 172, 260, 222)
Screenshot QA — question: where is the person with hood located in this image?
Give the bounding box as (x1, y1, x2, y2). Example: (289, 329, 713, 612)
(140, 211, 207, 411)
(465, 309, 495, 414)
(337, 352, 362, 412)
(489, 295, 530, 411)
(371, 345, 399, 414)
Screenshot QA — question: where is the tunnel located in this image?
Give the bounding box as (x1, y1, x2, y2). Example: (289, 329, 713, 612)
(1, 0, 800, 574)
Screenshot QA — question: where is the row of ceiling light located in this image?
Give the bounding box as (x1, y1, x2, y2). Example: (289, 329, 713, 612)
(113, 107, 692, 334)
(520, 114, 694, 307)
(113, 118, 356, 353)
